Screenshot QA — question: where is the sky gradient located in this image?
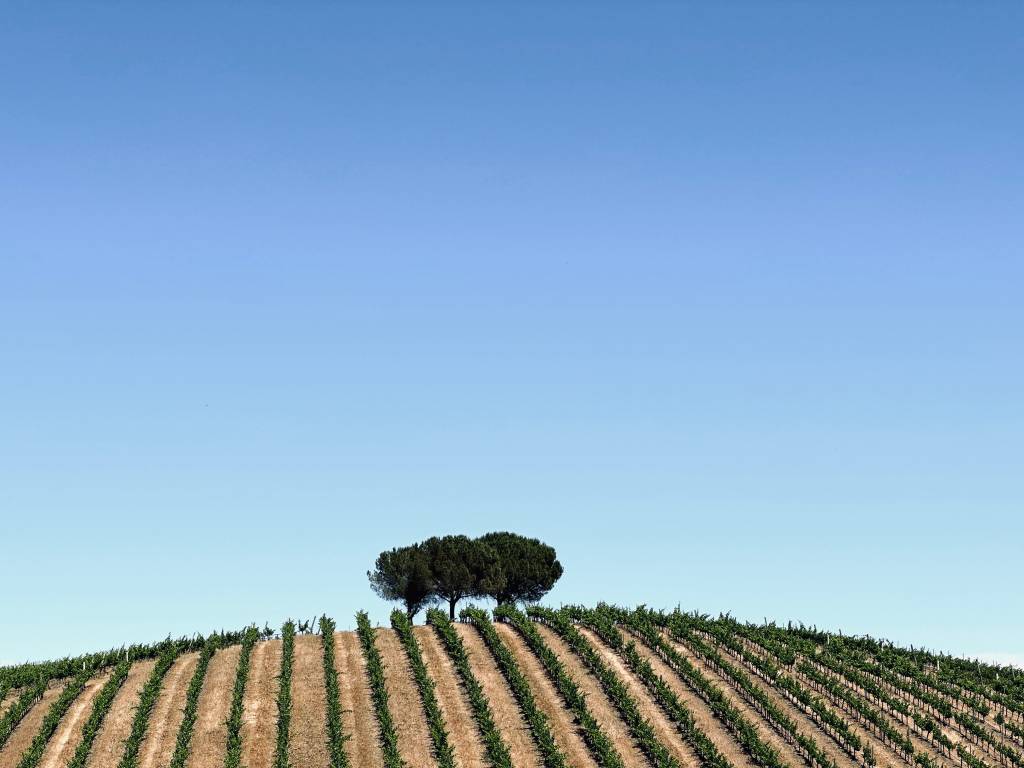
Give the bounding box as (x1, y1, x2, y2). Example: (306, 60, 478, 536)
(2, 3, 1022, 666)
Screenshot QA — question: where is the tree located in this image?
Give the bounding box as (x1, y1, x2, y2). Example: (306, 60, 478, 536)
(477, 532, 562, 605)
(423, 535, 506, 619)
(367, 544, 433, 622)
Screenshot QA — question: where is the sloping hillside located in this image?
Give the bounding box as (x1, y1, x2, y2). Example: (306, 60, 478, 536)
(1, 606, 1022, 768)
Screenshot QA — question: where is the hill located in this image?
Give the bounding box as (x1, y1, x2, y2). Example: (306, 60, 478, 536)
(1, 605, 1022, 768)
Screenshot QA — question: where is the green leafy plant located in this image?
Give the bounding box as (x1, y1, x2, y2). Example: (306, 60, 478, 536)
(391, 609, 457, 768)
(461, 606, 567, 768)
(275, 621, 296, 768)
(427, 608, 513, 768)
(356, 611, 404, 768)
(319, 616, 351, 768)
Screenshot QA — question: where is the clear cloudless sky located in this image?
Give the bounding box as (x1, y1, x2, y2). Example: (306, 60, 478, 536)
(1, 2, 1022, 666)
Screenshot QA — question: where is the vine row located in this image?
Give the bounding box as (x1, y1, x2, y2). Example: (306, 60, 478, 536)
(461, 606, 567, 768)
(427, 608, 513, 768)
(356, 611, 404, 768)
(391, 610, 458, 768)
(319, 616, 351, 768)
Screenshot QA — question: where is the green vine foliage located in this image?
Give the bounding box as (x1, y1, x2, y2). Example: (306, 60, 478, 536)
(168, 637, 221, 768)
(15, 668, 93, 768)
(427, 608, 513, 768)
(319, 616, 351, 768)
(224, 627, 261, 768)
(391, 610, 458, 768)
(67, 661, 133, 768)
(495, 604, 629, 768)
(461, 606, 567, 768)
(356, 611, 404, 768)
(117, 646, 181, 768)
(275, 621, 296, 768)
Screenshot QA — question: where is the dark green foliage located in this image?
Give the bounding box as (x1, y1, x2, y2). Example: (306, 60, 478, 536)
(168, 638, 221, 768)
(511, 605, 675, 768)
(275, 621, 296, 768)
(225, 627, 261, 768)
(368, 544, 434, 622)
(423, 535, 505, 620)
(426, 608, 513, 768)
(391, 609, 457, 768)
(15, 668, 93, 768)
(319, 616, 351, 768)
(461, 606, 567, 768)
(356, 611, 404, 768)
(478, 532, 562, 605)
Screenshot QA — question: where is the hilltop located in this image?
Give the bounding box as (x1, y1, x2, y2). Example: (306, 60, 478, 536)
(1, 605, 1022, 768)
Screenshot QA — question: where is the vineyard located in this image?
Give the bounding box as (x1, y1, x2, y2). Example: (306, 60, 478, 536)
(1, 607, 1022, 768)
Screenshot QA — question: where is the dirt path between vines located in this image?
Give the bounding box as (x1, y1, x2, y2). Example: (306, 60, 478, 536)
(782, 662, 943, 768)
(666, 633, 810, 768)
(86, 658, 156, 768)
(0, 690, 21, 721)
(492, 622, 598, 768)
(626, 632, 757, 768)
(0, 679, 72, 768)
(186, 644, 241, 768)
(39, 670, 111, 768)
(577, 625, 700, 767)
(415, 625, 487, 768)
(138, 652, 200, 768)
(531, 622, 649, 768)
(704, 638, 858, 768)
(240, 639, 282, 768)
(375, 628, 436, 767)
(334, 631, 384, 768)
(289, 634, 329, 768)
(454, 623, 543, 768)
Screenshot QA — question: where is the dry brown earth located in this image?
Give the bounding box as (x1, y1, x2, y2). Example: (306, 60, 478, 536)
(667, 634, 811, 768)
(185, 644, 240, 768)
(6, 623, 983, 768)
(288, 635, 329, 768)
(374, 628, 436, 767)
(531, 622, 649, 768)
(629, 631, 760, 768)
(0, 680, 71, 768)
(0, 691, 21, 722)
(492, 622, 598, 768)
(333, 631, 384, 768)
(39, 671, 112, 768)
(577, 625, 699, 767)
(453, 623, 543, 768)
(86, 659, 157, 768)
(239, 639, 281, 768)
(414, 625, 487, 768)
(138, 652, 199, 768)
(706, 639, 858, 768)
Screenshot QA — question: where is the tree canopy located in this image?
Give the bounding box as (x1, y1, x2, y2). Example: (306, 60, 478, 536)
(367, 544, 434, 621)
(367, 532, 562, 621)
(478, 531, 563, 605)
(422, 534, 505, 619)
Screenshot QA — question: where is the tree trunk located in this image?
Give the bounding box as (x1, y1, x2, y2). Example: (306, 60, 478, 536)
(449, 598, 457, 620)
(406, 605, 416, 623)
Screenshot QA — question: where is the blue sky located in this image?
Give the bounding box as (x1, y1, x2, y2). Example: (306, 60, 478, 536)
(2, 3, 1022, 666)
